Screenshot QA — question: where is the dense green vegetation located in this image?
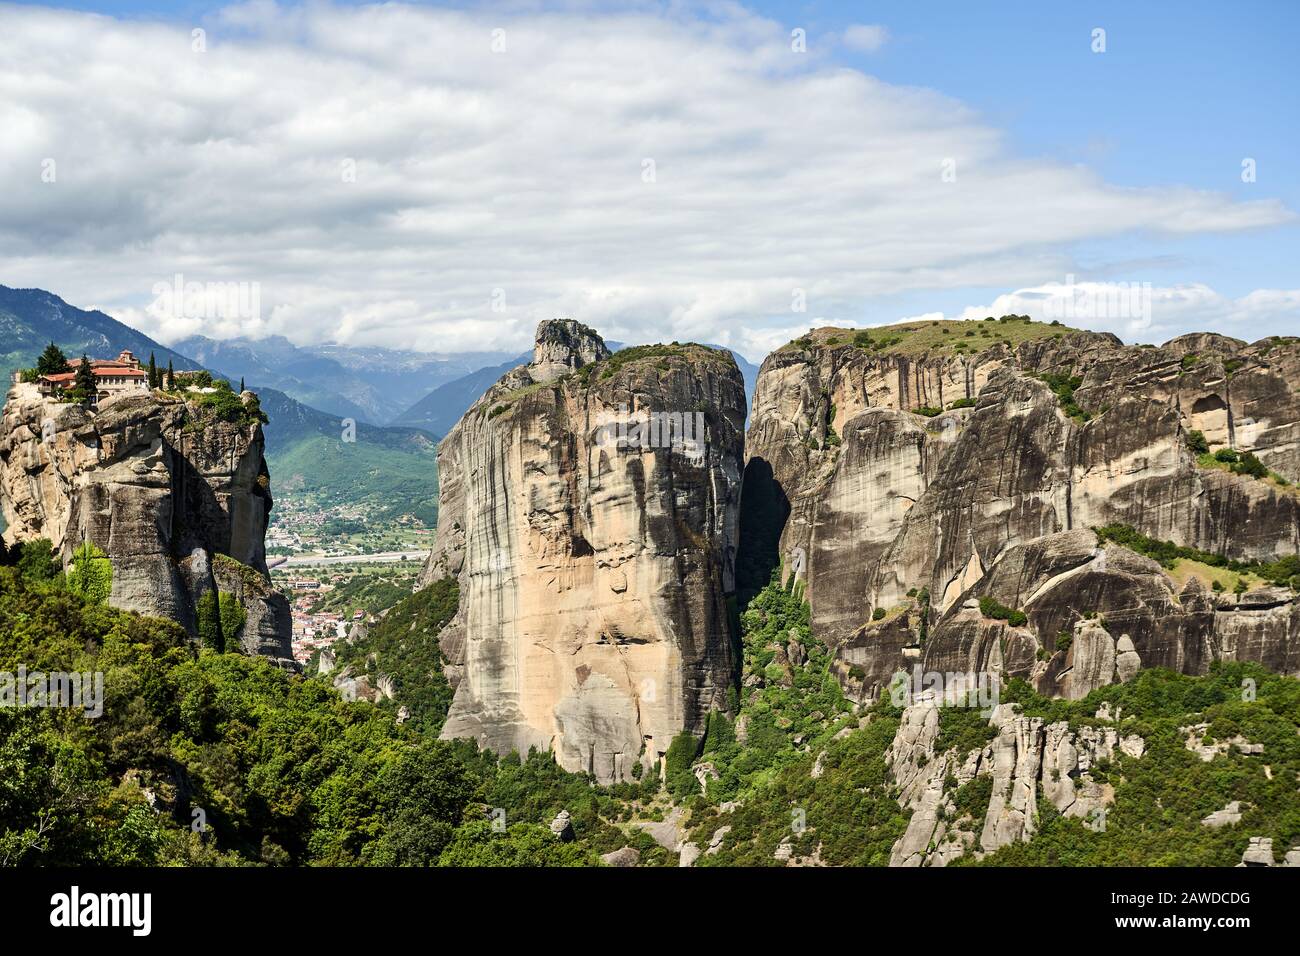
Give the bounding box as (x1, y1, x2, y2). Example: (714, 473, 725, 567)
(293, 563, 421, 618)
(675, 574, 911, 865)
(978, 594, 1028, 628)
(329, 578, 459, 735)
(1095, 523, 1300, 589)
(66, 541, 112, 605)
(5, 534, 1300, 868)
(962, 666, 1300, 865)
(174, 376, 268, 427)
(0, 553, 612, 866)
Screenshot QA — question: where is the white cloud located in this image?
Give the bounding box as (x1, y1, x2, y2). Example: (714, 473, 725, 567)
(0, 1, 1292, 362)
(842, 24, 889, 53)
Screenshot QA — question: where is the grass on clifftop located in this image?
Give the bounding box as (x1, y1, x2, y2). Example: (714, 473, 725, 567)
(783, 315, 1083, 358)
(579, 342, 734, 385)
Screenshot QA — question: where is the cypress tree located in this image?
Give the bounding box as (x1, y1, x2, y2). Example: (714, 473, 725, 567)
(74, 355, 96, 395)
(166, 359, 175, 390)
(148, 352, 158, 389)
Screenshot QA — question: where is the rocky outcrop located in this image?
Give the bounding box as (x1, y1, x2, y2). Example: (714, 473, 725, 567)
(422, 321, 745, 783)
(885, 697, 1143, 867)
(743, 324, 1300, 699)
(0, 384, 291, 662)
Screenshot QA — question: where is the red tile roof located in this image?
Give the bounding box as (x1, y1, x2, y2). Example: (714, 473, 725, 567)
(40, 363, 148, 385)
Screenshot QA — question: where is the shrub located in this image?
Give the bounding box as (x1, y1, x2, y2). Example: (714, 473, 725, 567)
(15, 539, 59, 582)
(978, 595, 1027, 627)
(66, 540, 112, 605)
(1035, 373, 1090, 423)
(1236, 452, 1269, 480)
(664, 730, 701, 800)
(1185, 430, 1209, 455)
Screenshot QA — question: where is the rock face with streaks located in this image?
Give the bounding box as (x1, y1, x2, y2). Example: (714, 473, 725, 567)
(422, 321, 745, 783)
(0, 383, 291, 662)
(742, 323, 1300, 700)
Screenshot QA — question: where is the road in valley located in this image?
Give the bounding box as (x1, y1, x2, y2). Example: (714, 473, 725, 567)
(269, 550, 427, 569)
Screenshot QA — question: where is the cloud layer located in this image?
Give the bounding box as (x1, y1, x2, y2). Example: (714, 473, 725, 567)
(0, 1, 1293, 357)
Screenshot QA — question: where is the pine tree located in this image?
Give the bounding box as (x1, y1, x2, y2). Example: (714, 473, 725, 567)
(36, 342, 69, 376)
(74, 355, 96, 397)
(148, 352, 158, 389)
(166, 359, 175, 390)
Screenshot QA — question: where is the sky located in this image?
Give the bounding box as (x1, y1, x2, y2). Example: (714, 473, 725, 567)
(1, 0, 1296, 361)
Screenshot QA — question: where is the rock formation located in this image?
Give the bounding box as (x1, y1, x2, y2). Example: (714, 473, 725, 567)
(421, 320, 745, 782)
(886, 696, 1143, 867)
(0, 383, 292, 662)
(744, 323, 1300, 700)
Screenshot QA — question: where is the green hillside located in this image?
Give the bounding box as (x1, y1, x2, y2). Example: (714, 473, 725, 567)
(267, 433, 438, 525)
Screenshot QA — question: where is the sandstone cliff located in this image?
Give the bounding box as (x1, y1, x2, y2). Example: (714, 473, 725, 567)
(422, 320, 745, 782)
(0, 383, 292, 662)
(743, 322, 1300, 698)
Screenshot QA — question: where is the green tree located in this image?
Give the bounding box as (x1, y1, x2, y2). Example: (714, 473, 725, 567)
(364, 745, 476, 865)
(66, 541, 112, 605)
(73, 355, 96, 395)
(217, 592, 246, 652)
(166, 359, 175, 390)
(436, 820, 601, 867)
(664, 730, 701, 800)
(195, 591, 223, 651)
(35, 342, 69, 377)
(147, 352, 158, 389)
(16, 539, 59, 582)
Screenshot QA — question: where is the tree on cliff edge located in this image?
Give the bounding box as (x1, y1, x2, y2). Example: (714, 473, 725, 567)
(36, 342, 69, 376)
(148, 352, 158, 389)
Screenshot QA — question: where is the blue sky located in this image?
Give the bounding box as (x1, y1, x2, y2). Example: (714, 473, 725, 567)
(2, 0, 1296, 356)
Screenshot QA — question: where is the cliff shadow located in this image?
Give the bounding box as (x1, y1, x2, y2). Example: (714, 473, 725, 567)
(734, 456, 790, 613)
(166, 439, 235, 563)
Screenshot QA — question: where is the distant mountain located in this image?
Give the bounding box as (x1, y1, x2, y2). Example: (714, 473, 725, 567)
(174, 333, 514, 425)
(392, 352, 532, 436)
(0, 285, 199, 384)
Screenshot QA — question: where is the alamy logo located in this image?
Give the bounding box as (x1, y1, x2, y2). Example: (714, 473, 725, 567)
(0, 667, 103, 717)
(1043, 273, 1151, 324)
(594, 404, 706, 464)
(150, 273, 261, 322)
(49, 886, 151, 936)
(889, 665, 1000, 716)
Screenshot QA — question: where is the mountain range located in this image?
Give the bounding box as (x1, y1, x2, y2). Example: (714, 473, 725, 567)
(173, 333, 516, 425)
